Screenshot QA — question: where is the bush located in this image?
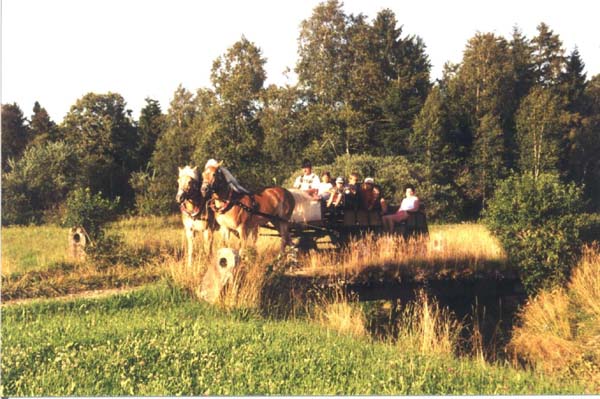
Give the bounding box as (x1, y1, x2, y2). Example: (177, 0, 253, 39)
(1, 141, 78, 226)
(130, 169, 176, 216)
(62, 188, 119, 240)
(484, 173, 585, 295)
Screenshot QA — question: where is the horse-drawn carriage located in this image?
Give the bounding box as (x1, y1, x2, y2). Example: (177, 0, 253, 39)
(284, 189, 429, 251)
(177, 164, 429, 265)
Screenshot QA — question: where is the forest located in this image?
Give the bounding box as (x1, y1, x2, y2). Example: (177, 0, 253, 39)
(2, 0, 599, 225)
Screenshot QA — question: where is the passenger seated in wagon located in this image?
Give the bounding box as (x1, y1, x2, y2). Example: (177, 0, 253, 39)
(359, 177, 388, 214)
(382, 184, 420, 232)
(343, 172, 361, 212)
(326, 176, 346, 207)
(316, 171, 333, 201)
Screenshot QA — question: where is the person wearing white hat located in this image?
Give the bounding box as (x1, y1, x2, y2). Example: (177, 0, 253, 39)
(326, 177, 345, 208)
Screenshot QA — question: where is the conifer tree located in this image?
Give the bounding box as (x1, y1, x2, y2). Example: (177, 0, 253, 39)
(1, 103, 30, 171)
(29, 101, 58, 146)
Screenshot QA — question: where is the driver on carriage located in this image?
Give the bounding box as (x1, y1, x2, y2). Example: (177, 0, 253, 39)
(205, 158, 251, 195)
(293, 159, 320, 198)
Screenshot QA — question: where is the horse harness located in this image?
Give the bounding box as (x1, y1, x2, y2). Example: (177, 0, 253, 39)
(208, 189, 290, 224)
(179, 179, 207, 220)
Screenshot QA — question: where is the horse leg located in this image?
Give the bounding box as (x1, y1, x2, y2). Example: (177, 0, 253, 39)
(273, 221, 290, 252)
(279, 221, 291, 252)
(202, 225, 213, 256)
(186, 226, 195, 267)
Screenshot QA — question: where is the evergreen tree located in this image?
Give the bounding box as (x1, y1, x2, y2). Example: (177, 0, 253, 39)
(516, 87, 562, 179)
(1, 103, 30, 171)
(532, 22, 566, 88)
(137, 98, 165, 170)
(560, 47, 587, 111)
(509, 26, 535, 102)
(409, 86, 462, 221)
(507, 26, 536, 169)
(409, 86, 452, 181)
(572, 74, 600, 209)
(471, 112, 506, 207)
(456, 33, 513, 210)
(29, 101, 58, 146)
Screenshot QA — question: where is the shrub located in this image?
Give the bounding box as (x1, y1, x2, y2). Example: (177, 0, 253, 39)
(62, 188, 119, 240)
(1, 141, 78, 225)
(484, 173, 585, 294)
(129, 169, 175, 216)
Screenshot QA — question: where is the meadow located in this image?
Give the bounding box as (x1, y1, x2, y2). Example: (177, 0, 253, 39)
(1, 217, 598, 394)
(0, 283, 587, 396)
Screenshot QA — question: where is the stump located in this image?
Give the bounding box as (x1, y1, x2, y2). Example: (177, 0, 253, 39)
(68, 227, 87, 261)
(199, 248, 240, 303)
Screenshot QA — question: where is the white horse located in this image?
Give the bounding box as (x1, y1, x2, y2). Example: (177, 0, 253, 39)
(176, 166, 217, 266)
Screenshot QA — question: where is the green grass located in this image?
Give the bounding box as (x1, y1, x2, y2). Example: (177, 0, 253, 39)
(2, 216, 183, 277)
(1, 225, 71, 275)
(1, 283, 587, 396)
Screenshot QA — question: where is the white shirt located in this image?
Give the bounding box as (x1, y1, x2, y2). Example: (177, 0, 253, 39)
(293, 173, 320, 190)
(400, 196, 419, 212)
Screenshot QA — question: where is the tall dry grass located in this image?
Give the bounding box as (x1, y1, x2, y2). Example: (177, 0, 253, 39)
(167, 231, 284, 310)
(311, 289, 368, 338)
(295, 223, 507, 279)
(395, 290, 463, 356)
(509, 245, 600, 389)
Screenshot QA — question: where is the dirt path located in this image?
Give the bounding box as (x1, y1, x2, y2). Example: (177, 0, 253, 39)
(1, 286, 143, 307)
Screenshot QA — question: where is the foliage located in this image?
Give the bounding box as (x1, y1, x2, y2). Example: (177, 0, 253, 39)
(531, 23, 566, 88)
(137, 98, 165, 170)
(484, 173, 585, 294)
(2, 12, 598, 222)
(61, 92, 138, 202)
(62, 188, 119, 241)
(1, 103, 30, 172)
(28, 101, 59, 146)
(1, 141, 79, 226)
(129, 169, 176, 216)
(195, 37, 268, 188)
(145, 86, 199, 214)
(515, 87, 562, 178)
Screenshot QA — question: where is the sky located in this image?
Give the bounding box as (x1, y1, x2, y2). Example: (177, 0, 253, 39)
(2, 0, 599, 122)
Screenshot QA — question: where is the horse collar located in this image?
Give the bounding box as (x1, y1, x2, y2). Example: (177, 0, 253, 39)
(180, 201, 201, 218)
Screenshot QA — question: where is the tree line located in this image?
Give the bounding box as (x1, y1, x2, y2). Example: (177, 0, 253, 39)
(2, 0, 599, 226)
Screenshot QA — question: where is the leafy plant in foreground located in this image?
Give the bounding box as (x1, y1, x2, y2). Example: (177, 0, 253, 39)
(484, 172, 585, 294)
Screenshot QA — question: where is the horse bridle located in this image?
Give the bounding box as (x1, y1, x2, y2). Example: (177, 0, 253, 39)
(178, 178, 201, 204)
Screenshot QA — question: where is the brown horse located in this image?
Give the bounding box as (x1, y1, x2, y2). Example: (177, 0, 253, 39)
(176, 166, 218, 266)
(200, 163, 295, 252)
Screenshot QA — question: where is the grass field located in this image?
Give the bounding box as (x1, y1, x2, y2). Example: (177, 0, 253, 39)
(1, 283, 588, 396)
(1, 215, 183, 277)
(2, 217, 597, 394)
